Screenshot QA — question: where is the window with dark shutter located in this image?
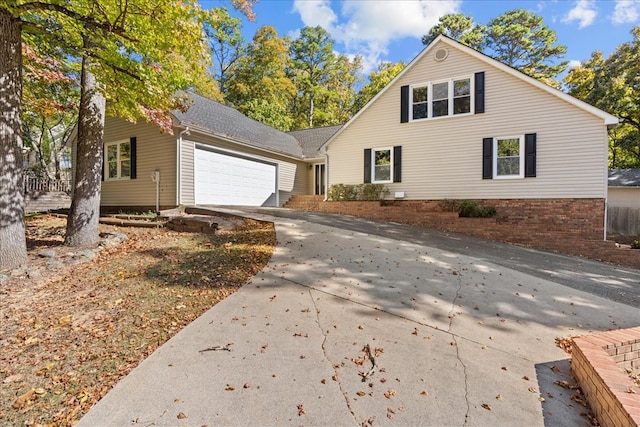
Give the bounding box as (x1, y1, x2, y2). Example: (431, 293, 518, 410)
(364, 149, 372, 183)
(400, 86, 409, 123)
(475, 72, 485, 114)
(482, 137, 493, 179)
(393, 146, 402, 183)
(524, 133, 536, 177)
(130, 137, 137, 179)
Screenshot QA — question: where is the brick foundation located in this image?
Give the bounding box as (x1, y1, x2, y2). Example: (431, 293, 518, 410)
(285, 196, 640, 269)
(572, 328, 640, 427)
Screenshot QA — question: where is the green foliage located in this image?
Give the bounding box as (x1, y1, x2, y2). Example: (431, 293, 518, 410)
(352, 61, 406, 113)
(484, 9, 567, 87)
(456, 200, 497, 218)
(288, 26, 362, 128)
(564, 27, 640, 168)
(631, 240, 640, 250)
(421, 13, 485, 50)
(328, 184, 388, 201)
(205, 7, 245, 95)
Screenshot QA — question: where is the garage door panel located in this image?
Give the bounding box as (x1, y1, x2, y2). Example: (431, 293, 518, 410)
(194, 148, 277, 206)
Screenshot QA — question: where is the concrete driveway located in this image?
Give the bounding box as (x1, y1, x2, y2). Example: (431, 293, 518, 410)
(78, 208, 640, 426)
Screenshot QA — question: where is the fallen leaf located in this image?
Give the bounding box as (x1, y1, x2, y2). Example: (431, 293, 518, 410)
(177, 412, 187, 419)
(481, 403, 492, 411)
(554, 380, 571, 389)
(243, 383, 250, 389)
(420, 390, 429, 396)
(496, 394, 503, 400)
(528, 387, 538, 393)
(12, 388, 35, 409)
(225, 385, 235, 391)
(297, 403, 306, 416)
(522, 376, 530, 381)
(357, 391, 366, 396)
(551, 366, 562, 374)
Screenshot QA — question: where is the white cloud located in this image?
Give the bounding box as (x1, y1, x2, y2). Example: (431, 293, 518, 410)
(612, 0, 640, 24)
(292, 0, 460, 72)
(562, 0, 598, 28)
(568, 59, 582, 69)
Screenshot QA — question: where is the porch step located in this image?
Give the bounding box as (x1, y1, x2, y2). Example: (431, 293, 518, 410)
(284, 195, 324, 211)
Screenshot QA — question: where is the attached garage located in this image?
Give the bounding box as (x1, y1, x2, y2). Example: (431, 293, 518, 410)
(194, 144, 278, 206)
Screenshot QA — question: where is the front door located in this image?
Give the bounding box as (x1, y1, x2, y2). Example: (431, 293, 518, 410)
(314, 163, 325, 196)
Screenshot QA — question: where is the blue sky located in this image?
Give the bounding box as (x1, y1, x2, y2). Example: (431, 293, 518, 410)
(201, 0, 640, 74)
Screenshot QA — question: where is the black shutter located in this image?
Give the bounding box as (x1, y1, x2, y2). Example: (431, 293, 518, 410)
(475, 72, 485, 114)
(524, 133, 536, 178)
(130, 136, 137, 179)
(482, 137, 493, 179)
(101, 143, 104, 182)
(364, 148, 372, 183)
(400, 85, 409, 123)
(393, 146, 402, 183)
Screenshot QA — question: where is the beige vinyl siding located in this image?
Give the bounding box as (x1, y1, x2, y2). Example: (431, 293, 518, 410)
(180, 140, 195, 205)
(182, 135, 309, 206)
(327, 40, 608, 200)
(101, 117, 177, 207)
(609, 188, 640, 208)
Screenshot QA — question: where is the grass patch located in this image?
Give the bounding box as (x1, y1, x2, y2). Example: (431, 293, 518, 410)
(0, 215, 275, 426)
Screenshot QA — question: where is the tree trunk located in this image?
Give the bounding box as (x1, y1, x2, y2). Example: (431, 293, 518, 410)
(65, 47, 105, 247)
(0, 9, 27, 270)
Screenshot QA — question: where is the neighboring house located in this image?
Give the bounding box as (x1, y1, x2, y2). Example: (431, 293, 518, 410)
(608, 169, 640, 237)
(609, 169, 640, 209)
(322, 35, 618, 240)
(87, 92, 325, 211)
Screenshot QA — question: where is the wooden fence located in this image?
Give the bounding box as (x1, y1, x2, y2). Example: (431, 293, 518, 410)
(607, 206, 639, 237)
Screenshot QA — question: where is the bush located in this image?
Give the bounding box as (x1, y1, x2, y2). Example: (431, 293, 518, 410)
(328, 183, 389, 201)
(457, 200, 497, 218)
(632, 240, 640, 249)
(438, 199, 460, 212)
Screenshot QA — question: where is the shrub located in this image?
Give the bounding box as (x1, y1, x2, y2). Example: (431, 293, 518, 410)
(438, 199, 460, 212)
(457, 200, 497, 218)
(328, 183, 389, 201)
(632, 240, 640, 249)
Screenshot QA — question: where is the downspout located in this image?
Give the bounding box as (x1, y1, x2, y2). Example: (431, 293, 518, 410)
(323, 152, 329, 201)
(176, 127, 190, 206)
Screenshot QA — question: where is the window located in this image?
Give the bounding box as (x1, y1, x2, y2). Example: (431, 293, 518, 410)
(364, 146, 401, 184)
(373, 148, 392, 183)
(410, 76, 472, 120)
(105, 140, 131, 180)
(494, 136, 524, 179)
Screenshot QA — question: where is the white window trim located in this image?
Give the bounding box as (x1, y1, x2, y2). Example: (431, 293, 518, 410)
(371, 147, 393, 184)
(493, 135, 525, 179)
(410, 75, 474, 121)
(105, 139, 131, 181)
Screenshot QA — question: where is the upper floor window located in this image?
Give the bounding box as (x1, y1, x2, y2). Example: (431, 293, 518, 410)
(105, 140, 131, 180)
(411, 76, 472, 120)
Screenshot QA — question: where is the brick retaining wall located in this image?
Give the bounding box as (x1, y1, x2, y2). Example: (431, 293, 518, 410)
(572, 328, 640, 427)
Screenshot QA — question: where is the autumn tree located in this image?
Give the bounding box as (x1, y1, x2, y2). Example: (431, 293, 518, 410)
(565, 27, 640, 167)
(0, 7, 27, 269)
(1, 1, 253, 268)
(484, 9, 567, 86)
(352, 61, 406, 113)
(22, 43, 79, 181)
(421, 13, 485, 49)
(227, 25, 296, 130)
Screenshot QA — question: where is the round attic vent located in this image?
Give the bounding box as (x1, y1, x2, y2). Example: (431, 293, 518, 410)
(434, 48, 448, 62)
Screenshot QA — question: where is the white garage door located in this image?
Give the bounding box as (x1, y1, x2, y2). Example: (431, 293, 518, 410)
(194, 147, 277, 206)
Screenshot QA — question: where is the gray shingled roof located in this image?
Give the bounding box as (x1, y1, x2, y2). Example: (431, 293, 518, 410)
(172, 92, 303, 159)
(609, 169, 640, 187)
(287, 125, 343, 158)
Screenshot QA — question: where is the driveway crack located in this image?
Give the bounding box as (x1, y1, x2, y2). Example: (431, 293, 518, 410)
(448, 266, 470, 425)
(308, 289, 359, 425)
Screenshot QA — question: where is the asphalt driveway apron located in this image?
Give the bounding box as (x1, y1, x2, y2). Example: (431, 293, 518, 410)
(78, 210, 640, 426)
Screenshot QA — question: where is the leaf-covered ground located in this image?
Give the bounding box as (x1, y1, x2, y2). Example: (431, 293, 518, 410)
(0, 214, 275, 426)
